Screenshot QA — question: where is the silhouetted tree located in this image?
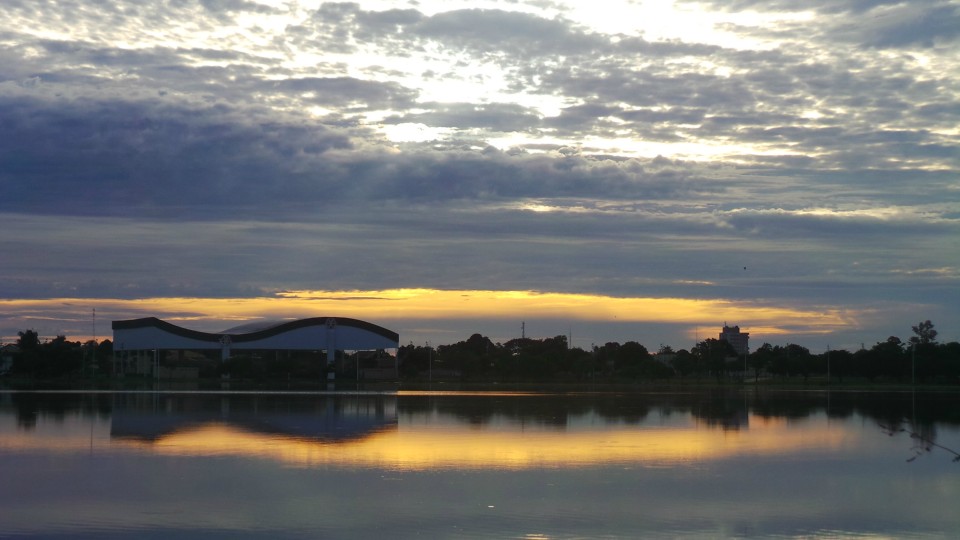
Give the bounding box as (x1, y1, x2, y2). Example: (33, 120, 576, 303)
(938, 342, 960, 382)
(42, 335, 82, 378)
(749, 343, 776, 382)
(871, 336, 907, 380)
(17, 330, 40, 351)
(671, 349, 696, 379)
(13, 330, 41, 376)
(565, 346, 595, 379)
(694, 338, 736, 380)
(906, 321, 940, 382)
(785, 344, 811, 381)
(503, 335, 569, 378)
(825, 348, 854, 383)
(438, 333, 498, 377)
(96, 339, 114, 374)
(910, 320, 938, 346)
(614, 341, 651, 378)
(398, 343, 436, 377)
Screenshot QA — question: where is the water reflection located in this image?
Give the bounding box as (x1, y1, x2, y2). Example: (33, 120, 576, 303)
(110, 393, 396, 443)
(1, 390, 959, 539)
(2, 390, 958, 467)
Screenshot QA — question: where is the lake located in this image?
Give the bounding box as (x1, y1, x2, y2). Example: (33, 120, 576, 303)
(1, 388, 958, 539)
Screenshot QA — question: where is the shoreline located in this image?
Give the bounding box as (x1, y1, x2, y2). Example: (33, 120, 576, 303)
(3, 376, 959, 393)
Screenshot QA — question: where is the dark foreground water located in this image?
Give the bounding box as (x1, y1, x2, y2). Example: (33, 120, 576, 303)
(1, 389, 958, 539)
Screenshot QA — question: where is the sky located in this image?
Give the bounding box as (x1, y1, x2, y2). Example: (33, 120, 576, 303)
(1, 0, 958, 353)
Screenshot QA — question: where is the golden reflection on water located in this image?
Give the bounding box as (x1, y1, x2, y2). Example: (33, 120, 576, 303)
(110, 414, 854, 470)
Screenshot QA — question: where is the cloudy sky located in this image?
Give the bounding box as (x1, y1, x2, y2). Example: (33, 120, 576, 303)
(1, 0, 958, 352)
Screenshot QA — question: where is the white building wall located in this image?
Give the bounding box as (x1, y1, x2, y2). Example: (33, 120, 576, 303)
(113, 326, 217, 351)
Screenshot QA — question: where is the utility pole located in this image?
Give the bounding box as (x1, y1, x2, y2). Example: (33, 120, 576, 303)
(93, 308, 98, 377)
(911, 342, 916, 386)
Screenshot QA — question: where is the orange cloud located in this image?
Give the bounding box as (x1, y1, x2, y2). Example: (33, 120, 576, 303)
(0, 289, 858, 342)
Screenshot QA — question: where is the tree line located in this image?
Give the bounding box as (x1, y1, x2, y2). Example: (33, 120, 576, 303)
(399, 320, 959, 383)
(3, 330, 113, 379)
(3, 320, 957, 384)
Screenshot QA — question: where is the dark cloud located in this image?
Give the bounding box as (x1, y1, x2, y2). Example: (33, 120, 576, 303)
(0, 93, 725, 220)
(0, 96, 353, 215)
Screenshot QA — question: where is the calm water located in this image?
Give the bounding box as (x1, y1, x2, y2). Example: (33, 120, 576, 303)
(1, 389, 958, 539)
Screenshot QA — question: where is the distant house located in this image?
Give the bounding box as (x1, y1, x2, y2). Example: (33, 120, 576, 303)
(720, 325, 749, 356)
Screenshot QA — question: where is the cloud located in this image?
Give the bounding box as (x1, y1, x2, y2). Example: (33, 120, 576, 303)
(690, 0, 960, 48)
(0, 91, 729, 219)
(384, 102, 542, 132)
(0, 96, 356, 215)
(300, 4, 603, 57)
(0, 0, 957, 350)
(270, 77, 418, 109)
(413, 8, 600, 56)
(848, 4, 960, 48)
(717, 207, 959, 239)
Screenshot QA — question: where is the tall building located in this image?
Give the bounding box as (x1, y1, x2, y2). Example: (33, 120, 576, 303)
(720, 324, 749, 355)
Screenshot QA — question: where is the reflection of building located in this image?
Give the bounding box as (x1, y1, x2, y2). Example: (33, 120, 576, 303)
(719, 324, 749, 355)
(110, 394, 398, 443)
(111, 317, 399, 377)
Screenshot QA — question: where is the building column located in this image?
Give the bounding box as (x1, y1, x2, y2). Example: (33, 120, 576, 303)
(219, 335, 231, 361)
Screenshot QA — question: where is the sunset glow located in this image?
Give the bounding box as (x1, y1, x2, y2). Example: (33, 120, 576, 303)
(0, 289, 856, 344)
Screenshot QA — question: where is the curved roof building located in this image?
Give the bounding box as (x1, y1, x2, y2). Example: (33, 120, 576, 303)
(112, 317, 399, 360)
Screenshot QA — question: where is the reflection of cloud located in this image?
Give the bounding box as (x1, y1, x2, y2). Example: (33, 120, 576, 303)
(0, 413, 109, 446)
(109, 414, 854, 470)
(0, 407, 855, 471)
